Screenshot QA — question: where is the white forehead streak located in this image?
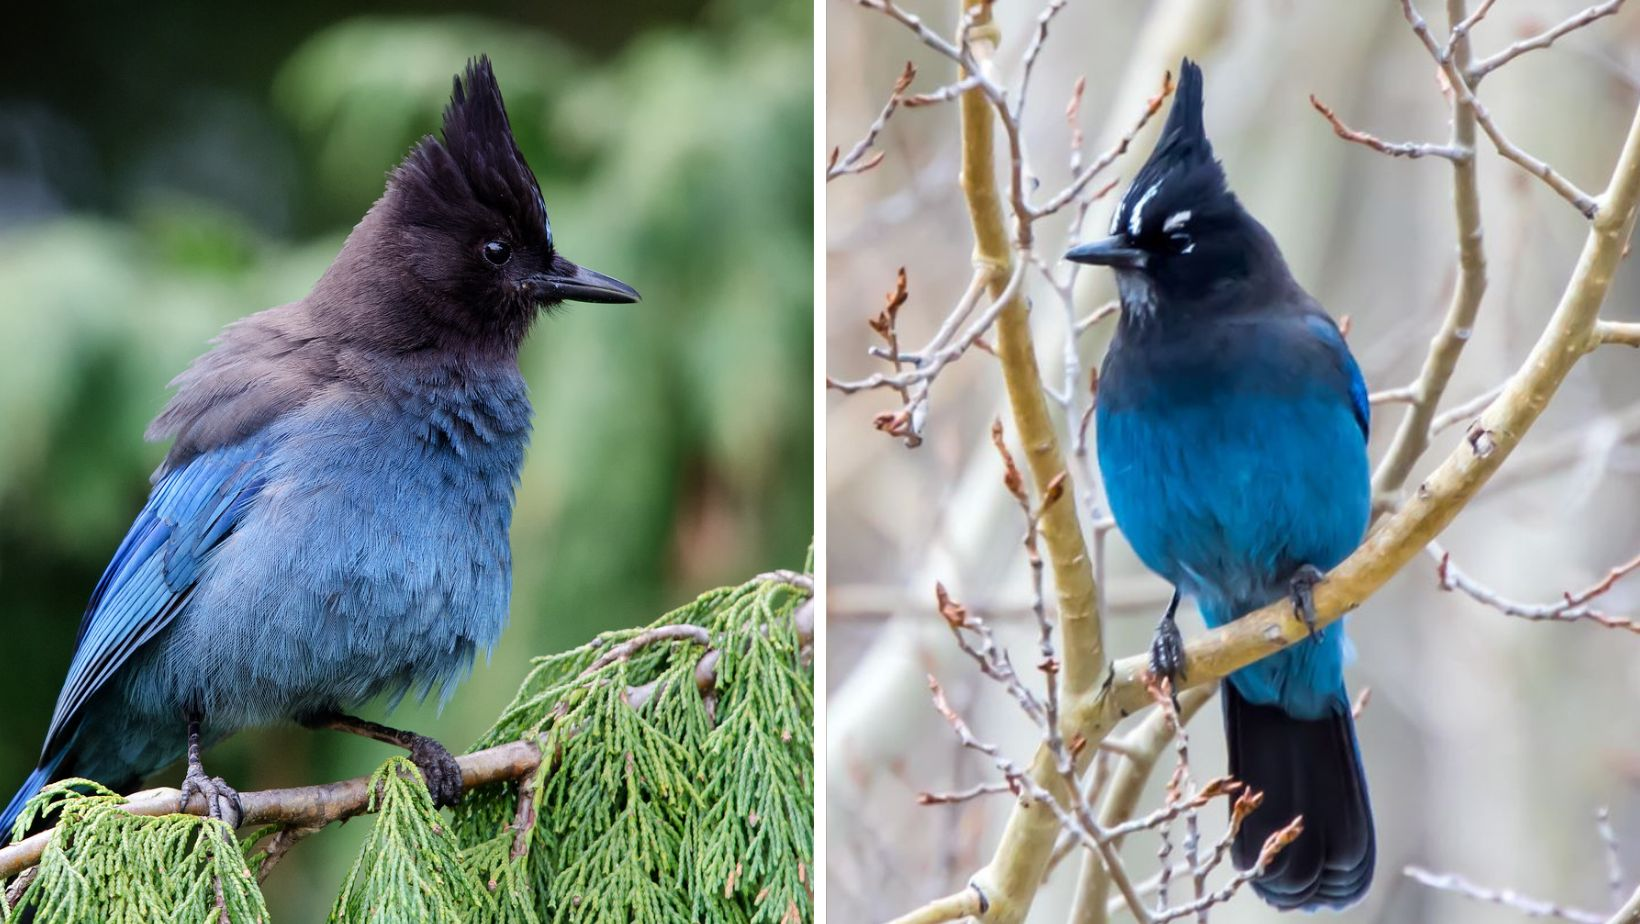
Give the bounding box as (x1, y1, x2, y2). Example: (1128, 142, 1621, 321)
(1162, 210, 1191, 233)
(1128, 180, 1164, 237)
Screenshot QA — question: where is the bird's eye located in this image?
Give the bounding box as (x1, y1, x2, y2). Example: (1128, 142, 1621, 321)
(482, 240, 512, 266)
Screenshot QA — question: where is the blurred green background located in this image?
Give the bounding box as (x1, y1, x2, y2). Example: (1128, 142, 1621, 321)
(0, 0, 811, 917)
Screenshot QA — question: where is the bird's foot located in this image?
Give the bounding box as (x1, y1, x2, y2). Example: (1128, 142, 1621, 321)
(1148, 589, 1186, 713)
(180, 716, 242, 827)
(1289, 564, 1325, 642)
(180, 764, 243, 829)
(1149, 615, 1186, 687)
(406, 735, 464, 809)
(300, 711, 465, 808)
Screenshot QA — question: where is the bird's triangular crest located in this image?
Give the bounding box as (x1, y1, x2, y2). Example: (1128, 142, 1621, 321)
(392, 55, 550, 239)
(1111, 58, 1230, 239)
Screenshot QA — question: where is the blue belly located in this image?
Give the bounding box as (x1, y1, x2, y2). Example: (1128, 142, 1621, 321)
(1097, 384, 1369, 718)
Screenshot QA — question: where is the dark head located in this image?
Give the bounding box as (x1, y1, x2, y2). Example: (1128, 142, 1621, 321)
(1064, 59, 1286, 319)
(317, 56, 637, 354)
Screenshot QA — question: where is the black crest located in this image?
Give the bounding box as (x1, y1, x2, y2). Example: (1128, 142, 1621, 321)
(389, 56, 550, 244)
(1110, 59, 1233, 244)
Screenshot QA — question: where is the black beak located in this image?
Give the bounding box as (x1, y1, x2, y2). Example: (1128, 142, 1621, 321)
(1064, 236, 1148, 270)
(523, 260, 640, 305)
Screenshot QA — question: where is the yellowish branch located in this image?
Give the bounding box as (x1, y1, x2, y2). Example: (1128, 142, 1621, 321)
(945, 3, 1119, 921)
(1597, 319, 1640, 348)
(884, 886, 988, 924)
(1371, 0, 1487, 500)
(956, 1, 1103, 694)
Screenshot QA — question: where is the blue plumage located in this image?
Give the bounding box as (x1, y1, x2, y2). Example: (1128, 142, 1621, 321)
(1069, 60, 1375, 910)
(3, 56, 638, 837)
(1098, 313, 1370, 718)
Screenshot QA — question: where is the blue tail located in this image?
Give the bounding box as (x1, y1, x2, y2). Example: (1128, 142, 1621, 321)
(1, 753, 68, 843)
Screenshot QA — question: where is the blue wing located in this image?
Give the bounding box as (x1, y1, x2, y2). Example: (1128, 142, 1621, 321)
(39, 439, 270, 759)
(1303, 314, 1369, 440)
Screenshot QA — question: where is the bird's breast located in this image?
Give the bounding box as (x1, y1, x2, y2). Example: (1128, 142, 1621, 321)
(1095, 324, 1370, 613)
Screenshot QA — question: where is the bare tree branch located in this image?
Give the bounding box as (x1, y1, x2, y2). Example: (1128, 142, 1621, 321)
(1373, 0, 1491, 499)
(1309, 93, 1468, 160)
(830, 62, 919, 181)
(1433, 543, 1640, 632)
(1470, 0, 1628, 82)
(1402, 0, 1601, 217)
(1597, 320, 1640, 347)
(1405, 865, 1607, 923)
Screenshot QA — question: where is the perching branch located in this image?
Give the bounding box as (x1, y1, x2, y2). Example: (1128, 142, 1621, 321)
(0, 739, 542, 881)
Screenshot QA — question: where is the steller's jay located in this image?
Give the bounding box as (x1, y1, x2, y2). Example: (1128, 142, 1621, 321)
(1, 57, 638, 837)
(1066, 60, 1374, 910)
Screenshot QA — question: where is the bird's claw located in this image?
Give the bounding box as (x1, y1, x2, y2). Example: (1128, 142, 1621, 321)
(180, 766, 243, 829)
(1149, 615, 1186, 686)
(407, 735, 464, 808)
(1149, 612, 1187, 715)
(1290, 564, 1325, 642)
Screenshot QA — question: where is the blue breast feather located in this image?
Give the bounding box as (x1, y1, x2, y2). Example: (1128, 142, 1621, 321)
(1096, 312, 1370, 718)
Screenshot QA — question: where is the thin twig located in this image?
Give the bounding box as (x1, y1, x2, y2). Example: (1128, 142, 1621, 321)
(830, 62, 918, 181)
(1402, 0, 1600, 217)
(1309, 94, 1468, 160)
(1430, 383, 1506, 436)
(1600, 807, 1627, 909)
(1373, 0, 1490, 499)
(917, 781, 1015, 805)
(1433, 543, 1640, 632)
(252, 823, 322, 883)
(1405, 865, 1607, 923)
(1470, 1, 1628, 82)
(1033, 71, 1174, 219)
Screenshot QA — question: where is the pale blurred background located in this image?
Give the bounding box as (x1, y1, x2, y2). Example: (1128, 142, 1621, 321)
(826, 1, 1640, 921)
(0, 1, 810, 918)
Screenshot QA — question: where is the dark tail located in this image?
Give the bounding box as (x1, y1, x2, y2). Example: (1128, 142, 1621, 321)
(1223, 682, 1375, 910)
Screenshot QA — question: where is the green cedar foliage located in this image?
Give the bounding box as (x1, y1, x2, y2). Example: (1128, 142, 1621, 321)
(1, 570, 813, 923)
(4, 780, 268, 923)
(454, 571, 814, 923)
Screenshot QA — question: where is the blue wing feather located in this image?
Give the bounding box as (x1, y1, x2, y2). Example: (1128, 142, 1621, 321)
(1302, 314, 1369, 440)
(41, 440, 270, 759)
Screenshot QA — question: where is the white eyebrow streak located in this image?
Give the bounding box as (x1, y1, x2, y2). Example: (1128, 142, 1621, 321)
(1128, 180, 1163, 237)
(1162, 210, 1191, 233)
